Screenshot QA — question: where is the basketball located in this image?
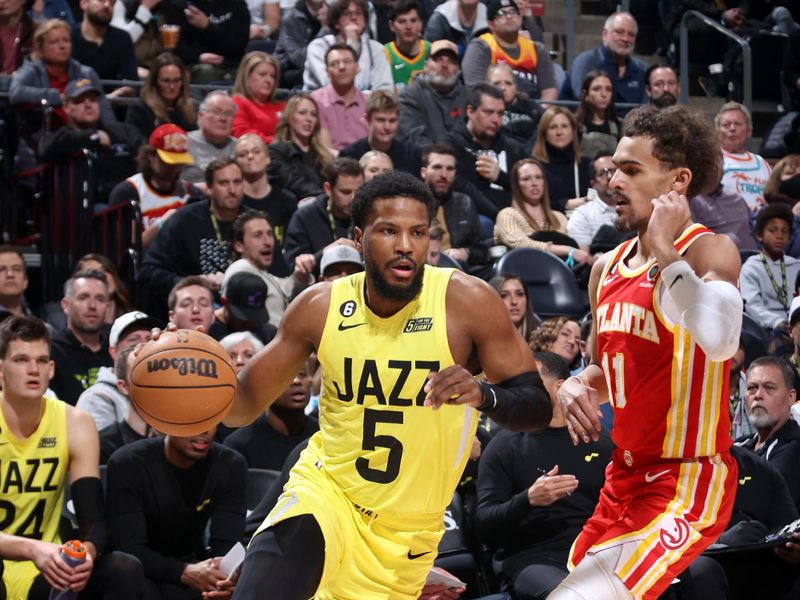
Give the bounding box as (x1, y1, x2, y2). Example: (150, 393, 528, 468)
(129, 329, 237, 436)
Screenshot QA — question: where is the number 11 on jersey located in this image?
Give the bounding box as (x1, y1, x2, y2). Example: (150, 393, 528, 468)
(601, 351, 627, 409)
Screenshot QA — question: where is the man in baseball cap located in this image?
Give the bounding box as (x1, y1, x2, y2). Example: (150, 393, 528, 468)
(150, 124, 194, 166)
(319, 244, 363, 281)
(210, 272, 277, 345)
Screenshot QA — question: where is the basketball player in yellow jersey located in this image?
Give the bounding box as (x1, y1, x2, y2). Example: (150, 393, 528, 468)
(225, 171, 552, 600)
(0, 316, 141, 600)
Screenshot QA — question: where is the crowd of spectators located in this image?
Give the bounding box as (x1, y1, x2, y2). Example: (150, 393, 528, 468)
(4, 0, 800, 598)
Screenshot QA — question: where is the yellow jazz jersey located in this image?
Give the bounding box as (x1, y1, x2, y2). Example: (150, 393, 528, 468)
(1, 395, 69, 600)
(316, 266, 479, 519)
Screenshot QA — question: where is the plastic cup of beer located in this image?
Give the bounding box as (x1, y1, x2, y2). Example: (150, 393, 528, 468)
(160, 24, 180, 49)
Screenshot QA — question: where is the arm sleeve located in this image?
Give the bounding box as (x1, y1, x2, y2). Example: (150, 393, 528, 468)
(478, 372, 552, 432)
(71, 476, 107, 556)
(474, 439, 534, 548)
(207, 452, 247, 557)
(106, 455, 188, 583)
(461, 40, 490, 88)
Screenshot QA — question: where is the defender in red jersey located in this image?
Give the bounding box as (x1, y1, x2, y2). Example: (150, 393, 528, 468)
(549, 105, 744, 600)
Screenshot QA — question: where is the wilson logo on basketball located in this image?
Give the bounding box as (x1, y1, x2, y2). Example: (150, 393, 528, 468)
(658, 517, 691, 551)
(147, 357, 219, 379)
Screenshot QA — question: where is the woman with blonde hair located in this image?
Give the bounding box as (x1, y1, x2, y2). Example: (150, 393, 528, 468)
(359, 151, 393, 181)
(232, 51, 286, 142)
(269, 93, 333, 200)
(125, 52, 196, 138)
(531, 105, 592, 212)
(495, 158, 593, 267)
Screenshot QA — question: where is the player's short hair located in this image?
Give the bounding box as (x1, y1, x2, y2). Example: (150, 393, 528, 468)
(64, 269, 108, 299)
(0, 315, 50, 359)
(323, 156, 363, 188)
(167, 276, 215, 311)
(115, 344, 136, 382)
(0, 245, 27, 275)
(421, 142, 456, 167)
(747, 355, 795, 392)
(350, 170, 436, 229)
(755, 202, 794, 236)
(534, 351, 570, 381)
(621, 105, 722, 198)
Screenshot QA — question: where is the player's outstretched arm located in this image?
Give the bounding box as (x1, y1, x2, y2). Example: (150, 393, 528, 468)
(425, 272, 552, 432)
(226, 284, 329, 426)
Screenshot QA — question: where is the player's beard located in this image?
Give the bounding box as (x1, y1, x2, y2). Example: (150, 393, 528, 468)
(366, 258, 424, 303)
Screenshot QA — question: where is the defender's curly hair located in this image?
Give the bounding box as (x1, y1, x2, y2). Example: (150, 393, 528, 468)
(621, 105, 722, 198)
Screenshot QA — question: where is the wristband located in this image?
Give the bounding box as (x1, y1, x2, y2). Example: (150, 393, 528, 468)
(565, 248, 575, 267)
(156, 217, 164, 230)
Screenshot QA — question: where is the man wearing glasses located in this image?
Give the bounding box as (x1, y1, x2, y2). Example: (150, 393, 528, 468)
(182, 91, 238, 187)
(462, 0, 557, 100)
(567, 154, 623, 254)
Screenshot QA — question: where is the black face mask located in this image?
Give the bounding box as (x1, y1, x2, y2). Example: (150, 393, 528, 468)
(779, 173, 800, 200)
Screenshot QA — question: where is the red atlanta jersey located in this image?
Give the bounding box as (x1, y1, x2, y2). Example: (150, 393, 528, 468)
(596, 224, 732, 462)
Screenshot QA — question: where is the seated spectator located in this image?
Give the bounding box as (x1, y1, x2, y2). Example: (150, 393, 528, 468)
(764, 154, 800, 207)
(689, 182, 757, 252)
(717, 101, 771, 211)
(124, 52, 197, 139)
(273, 0, 327, 90)
(566, 153, 618, 253)
(283, 157, 363, 266)
(303, 0, 392, 92)
(444, 82, 526, 218)
(561, 11, 646, 109)
(76, 310, 157, 431)
(486, 62, 541, 149)
(71, 0, 138, 96)
(224, 361, 319, 469)
(162, 0, 250, 83)
(10, 18, 116, 129)
(97, 345, 156, 464)
(740, 204, 800, 334)
(359, 150, 393, 180)
(74, 253, 134, 324)
(644, 63, 679, 108)
(38, 77, 141, 201)
(232, 51, 286, 143)
(209, 271, 278, 344)
(736, 356, 800, 510)
(489, 273, 538, 343)
(420, 142, 491, 276)
(383, 0, 429, 92)
(339, 90, 422, 175)
(424, 0, 488, 56)
(236, 133, 298, 277)
(462, 0, 557, 100)
(475, 351, 613, 599)
(0, 245, 30, 317)
(138, 157, 245, 307)
(531, 105, 592, 212)
(224, 210, 313, 327)
(0, 0, 35, 74)
(181, 90, 238, 186)
(49, 269, 112, 404)
(106, 429, 246, 598)
(268, 93, 333, 201)
(168, 275, 215, 332)
(318, 243, 363, 281)
(426, 221, 444, 266)
(574, 69, 620, 159)
(530, 316, 583, 372)
(311, 43, 369, 150)
(109, 124, 199, 252)
(244, 0, 280, 50)
(495, 158, 593, 269)
(219, 330, 264, 373)
(397, 39, 468, 147)
(110, 0, 160, 45)
(728, 339, 754, 441)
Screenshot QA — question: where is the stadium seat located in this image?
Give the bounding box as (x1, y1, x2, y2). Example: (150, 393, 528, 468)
(494, 248, 588, 318)
(437, 253, 464, 270)
(741, 312, 769, 367)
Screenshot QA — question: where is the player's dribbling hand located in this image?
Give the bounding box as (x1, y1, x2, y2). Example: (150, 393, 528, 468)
(557, 376, 602, 445)
(423, 366, 482, 410)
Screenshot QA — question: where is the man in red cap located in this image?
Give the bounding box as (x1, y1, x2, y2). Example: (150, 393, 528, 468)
(108, 124, 203, 251)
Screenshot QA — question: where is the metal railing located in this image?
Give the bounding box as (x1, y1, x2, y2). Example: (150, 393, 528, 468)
(678, 10, 752, 113)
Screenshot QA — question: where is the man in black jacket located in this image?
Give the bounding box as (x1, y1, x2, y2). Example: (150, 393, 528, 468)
(274, 0, 327, 89)
(443, 82, 525, 219)
(282, 156, 363, 270)
(421, 142, 491, 278)
(38, 78, 143, 202)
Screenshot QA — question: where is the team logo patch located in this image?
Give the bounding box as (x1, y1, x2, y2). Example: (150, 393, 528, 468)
(339, 300, 357, 317)
(647, 264, 660, 281)
(659, 516, 691, 551)
(623, 450, 633, 466)
(404, 317, 433, 333)
(38, 437, 57, 448)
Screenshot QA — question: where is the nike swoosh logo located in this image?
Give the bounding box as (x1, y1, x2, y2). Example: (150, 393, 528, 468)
(644, 469, 671, 483)
(407, 550, 431, 560)
(668, 274, 683, 290)
(338, 322, 366, 331)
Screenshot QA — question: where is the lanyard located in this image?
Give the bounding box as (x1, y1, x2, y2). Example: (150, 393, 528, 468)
(759, 252, 789, 311)
(327, 200, 351, 241)
(209, 212, 224, 247)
